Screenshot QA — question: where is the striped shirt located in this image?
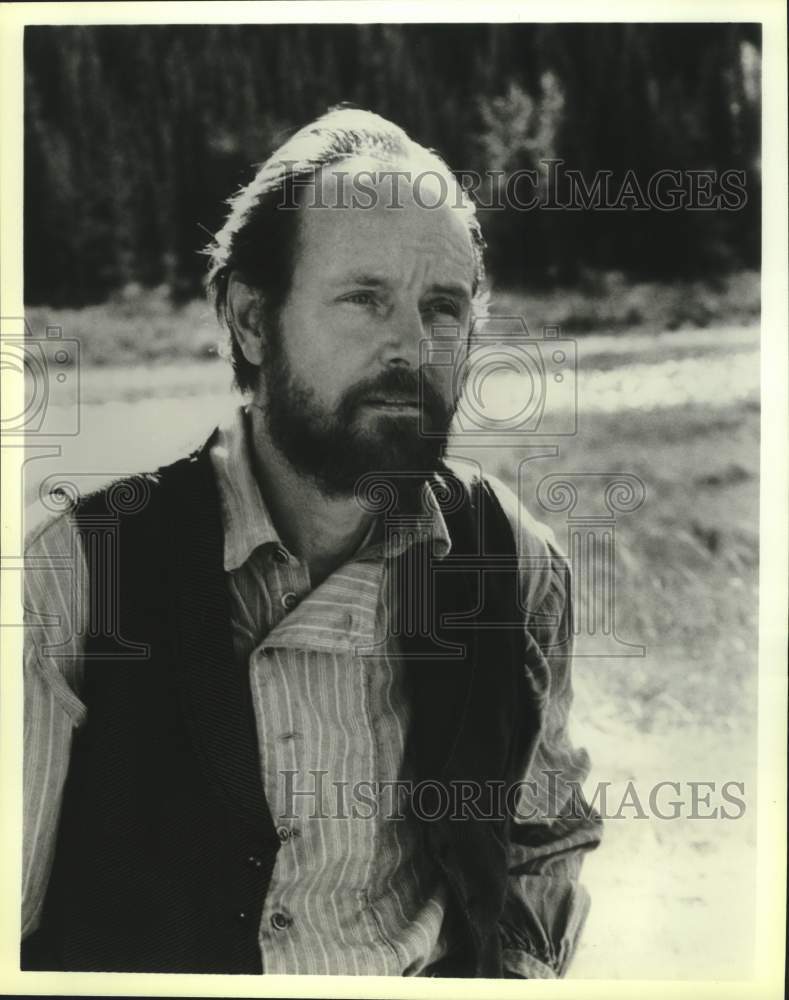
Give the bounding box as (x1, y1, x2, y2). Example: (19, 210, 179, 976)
(212, 407, 452, 974)
(23, 404, 596, 977)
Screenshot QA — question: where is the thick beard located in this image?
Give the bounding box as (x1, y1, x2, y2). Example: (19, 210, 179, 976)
(258, 320, 455, 503)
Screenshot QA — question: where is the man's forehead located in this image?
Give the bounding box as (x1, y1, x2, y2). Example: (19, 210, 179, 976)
(296, 157, 476, 283)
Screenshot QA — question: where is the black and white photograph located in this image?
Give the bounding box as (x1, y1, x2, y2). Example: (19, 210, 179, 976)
(0, 1, 786, 996)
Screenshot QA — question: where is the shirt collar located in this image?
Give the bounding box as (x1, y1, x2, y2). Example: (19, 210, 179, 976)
(210, 405, 452, 572)
(210, 406, 281, 571)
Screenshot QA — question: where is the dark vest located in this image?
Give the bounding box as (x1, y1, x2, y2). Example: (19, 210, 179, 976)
(21, 437, 546, 975)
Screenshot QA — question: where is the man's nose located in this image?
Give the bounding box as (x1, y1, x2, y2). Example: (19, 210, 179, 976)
(379, 303, 424, 368)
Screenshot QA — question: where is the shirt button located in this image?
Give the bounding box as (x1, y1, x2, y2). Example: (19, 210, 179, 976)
(273, 547, 289, 564)
(271, 911, 292, 931)
(246, 855, 263, 869)
(276, 826, 291, 844)
(281, 591, 298, 611)
(237, 910, 249, 922)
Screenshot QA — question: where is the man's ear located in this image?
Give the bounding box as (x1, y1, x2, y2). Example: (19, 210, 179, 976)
(227, 274, 265, 366)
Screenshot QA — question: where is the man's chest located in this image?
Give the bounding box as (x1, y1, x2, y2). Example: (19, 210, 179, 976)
(226, 549, 412, 812)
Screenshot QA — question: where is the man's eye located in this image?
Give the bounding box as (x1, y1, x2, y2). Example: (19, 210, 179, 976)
(424, 300, 461, 318)
(343, 292, 376, 306)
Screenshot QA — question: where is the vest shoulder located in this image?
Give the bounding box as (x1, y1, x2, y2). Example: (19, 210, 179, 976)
(69, 450, 204, 520)
(484, 472, 570, 615)
(481, 472, 561, 555)
(444, 460, 559, 553)
(443, 460, 567, 611)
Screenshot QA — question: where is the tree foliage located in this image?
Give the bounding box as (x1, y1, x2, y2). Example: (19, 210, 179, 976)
(24, 23, 761, 305)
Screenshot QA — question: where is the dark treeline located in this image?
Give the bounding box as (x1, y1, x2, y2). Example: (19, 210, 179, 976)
(24, 23, 761, 306)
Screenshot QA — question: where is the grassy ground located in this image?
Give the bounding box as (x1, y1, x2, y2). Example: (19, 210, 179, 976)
(22, 283, 760, 979)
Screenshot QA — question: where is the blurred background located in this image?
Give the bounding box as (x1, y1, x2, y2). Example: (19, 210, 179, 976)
(22, 22, 761, 981)
(25, 23, 761, 309)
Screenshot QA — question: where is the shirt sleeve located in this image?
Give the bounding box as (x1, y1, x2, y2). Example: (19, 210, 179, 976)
(22, 508, 88, 938)
(485, 474, 603, 978)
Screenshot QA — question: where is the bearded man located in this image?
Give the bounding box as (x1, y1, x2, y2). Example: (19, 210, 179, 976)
(21, 107, 601, 977)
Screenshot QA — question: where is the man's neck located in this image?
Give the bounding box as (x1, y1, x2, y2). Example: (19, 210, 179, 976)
(245, 405, 375, 585)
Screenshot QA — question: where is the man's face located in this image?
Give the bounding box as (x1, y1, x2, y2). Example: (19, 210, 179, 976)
(254, 160, 476, 499)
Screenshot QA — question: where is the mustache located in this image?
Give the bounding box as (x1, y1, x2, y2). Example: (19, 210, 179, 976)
(340, 367, 450, 421)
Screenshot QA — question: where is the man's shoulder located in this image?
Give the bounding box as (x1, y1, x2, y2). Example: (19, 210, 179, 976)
(443, 459, 568, 613)
(443, 458, 561, 555)
(25, 500, 77, 560)
(24, 447, 207, 555)
(25, 473, 159, 549)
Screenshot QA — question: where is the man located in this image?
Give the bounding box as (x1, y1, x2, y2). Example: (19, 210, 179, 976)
(22, 107, 601, 977)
